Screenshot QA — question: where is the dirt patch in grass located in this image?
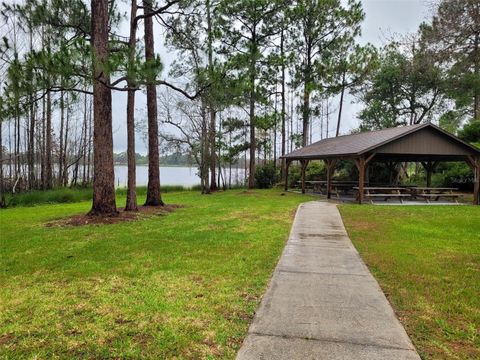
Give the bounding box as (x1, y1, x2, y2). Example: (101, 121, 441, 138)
(46, 204, 183, 227)
(0, 333, 15, 346)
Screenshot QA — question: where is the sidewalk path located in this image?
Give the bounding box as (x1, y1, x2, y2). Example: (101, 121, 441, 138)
(237, 201, 420, 360)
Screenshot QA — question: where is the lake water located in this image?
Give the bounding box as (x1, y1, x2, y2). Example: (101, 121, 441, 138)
(114, 165, 245, 188)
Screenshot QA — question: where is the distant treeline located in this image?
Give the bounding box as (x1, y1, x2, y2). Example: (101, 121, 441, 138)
(113, 151, 194, 167)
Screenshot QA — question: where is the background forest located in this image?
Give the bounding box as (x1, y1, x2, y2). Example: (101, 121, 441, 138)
(0, 0, 479, 213)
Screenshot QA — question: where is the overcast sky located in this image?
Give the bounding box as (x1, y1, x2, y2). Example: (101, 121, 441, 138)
(112, 0, 431, 154)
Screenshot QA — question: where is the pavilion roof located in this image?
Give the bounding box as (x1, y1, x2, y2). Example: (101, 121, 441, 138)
(283, 123, 480, 160)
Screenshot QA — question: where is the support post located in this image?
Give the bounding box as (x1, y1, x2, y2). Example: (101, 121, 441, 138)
(465, 156, 479, 205)
(355, 157, 366, 204)
(324, 159, 336, 199)
(474, 158, 480, 205)
(300, 160, 309, 194)
(284, 159, 291, 191)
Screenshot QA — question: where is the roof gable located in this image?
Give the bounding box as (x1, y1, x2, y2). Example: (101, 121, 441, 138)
(375, 125, 478, 156)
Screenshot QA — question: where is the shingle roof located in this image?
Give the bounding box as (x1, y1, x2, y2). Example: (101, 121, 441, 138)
(283, 123, 480, 159)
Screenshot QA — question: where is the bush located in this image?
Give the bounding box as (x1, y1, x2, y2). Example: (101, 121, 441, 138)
(4, 187, 92, 207)
(3, 185, 198, 208)
(255, 162, 278, 189)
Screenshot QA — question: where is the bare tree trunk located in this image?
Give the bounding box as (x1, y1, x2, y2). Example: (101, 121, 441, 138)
(201, 103, 210, 194)
(45, 90, 53, 189)
(336, 70, 346, 137)
(125, 0, 138, 211)
(28, 96, 35, 189)
(0, 120, 5, 206)
(28, 27, 35, 189)
(280, 28, 286, 180)
(82, 92, 88, 185)
(302, 54, 311, 147)
(86, 98, 92, 184)
(89, 0, 117, 216)
(62, 96, 70, 187)
(143, 0, 164, 206)
(474, 32, 479, 120)
(59, 90, 65, 186)
(206, 0, 217, 191)
(40, 94, 45, 188)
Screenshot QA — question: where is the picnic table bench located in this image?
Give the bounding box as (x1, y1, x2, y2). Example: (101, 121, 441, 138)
(353, 187, 411, 204)
(409, 187, 460, 203)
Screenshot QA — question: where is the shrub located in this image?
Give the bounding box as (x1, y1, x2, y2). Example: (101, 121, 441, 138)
(255, 162, 278, 189)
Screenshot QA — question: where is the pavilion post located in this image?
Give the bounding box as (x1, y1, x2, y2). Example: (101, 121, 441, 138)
(325, 159, 336, 199)
(284, 159, 291, 191)
(355, 157, 366, 204)
(466, 156, 480, 205)
(300, 160, 309, 194)
(474, 158, 480, 205)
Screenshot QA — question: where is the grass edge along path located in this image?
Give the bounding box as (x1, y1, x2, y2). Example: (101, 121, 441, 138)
(0, 189, 311, 359)
(338, 205, 480, 360)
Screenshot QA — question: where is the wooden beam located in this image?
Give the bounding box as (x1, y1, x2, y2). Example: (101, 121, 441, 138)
(284, 159, 291, 191)
(465, 155, 476, 170)
(474, 157, 480, 205)
(300, 160, 309, 194)
(324, 159, 337, 199)
(365, 152, 376, 165)
(355, 157, 366, 204)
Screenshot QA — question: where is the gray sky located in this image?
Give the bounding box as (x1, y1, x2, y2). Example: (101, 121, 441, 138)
(112, 0, 430, 154)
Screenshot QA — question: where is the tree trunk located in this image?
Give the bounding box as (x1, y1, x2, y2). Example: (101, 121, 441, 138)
(45, 90, 53, 189)
(59, 90, 65, 186)
(248, 84, 256, 189)
(143, 0, 164, 206)
(82, 92, 88, 185)
(62, 96, 70, 187)
(302, 54, 312, 147)
(280, 28, 286, 180)
(0, 119, 4, 206)
(336, 70, 346, 137)
(474, 33, 479, 120)
(28, 95, 35, 189)
(125, 0, 138, 211)
(206, 0, 217, 192)
(201, 103, 210, 194)
(89, 0, 118, 216)
(28, 28, 35, 189)
(209, 110, 217, 191)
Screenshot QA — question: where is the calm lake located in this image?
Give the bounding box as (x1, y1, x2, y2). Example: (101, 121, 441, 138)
(113, 165, 245, 188)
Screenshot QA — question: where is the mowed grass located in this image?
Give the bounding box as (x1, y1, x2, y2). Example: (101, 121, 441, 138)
(339, 205, 480, 360)
(0, 189, 310, 359)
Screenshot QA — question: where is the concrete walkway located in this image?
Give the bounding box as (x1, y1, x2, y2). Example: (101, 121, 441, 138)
(237, 201, 420, 360)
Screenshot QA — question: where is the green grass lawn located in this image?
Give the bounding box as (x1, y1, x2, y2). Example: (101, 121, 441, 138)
(0, 189, 310, 359)
(339, 205, 480, 360)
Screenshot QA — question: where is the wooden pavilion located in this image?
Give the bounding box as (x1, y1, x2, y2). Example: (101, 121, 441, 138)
(282, 123, 480, 205)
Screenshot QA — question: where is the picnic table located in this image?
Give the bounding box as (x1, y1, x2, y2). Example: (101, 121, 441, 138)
(409, 187, 460, 203)
(353, 186, 411, 204)
(305, 181, 366, 198)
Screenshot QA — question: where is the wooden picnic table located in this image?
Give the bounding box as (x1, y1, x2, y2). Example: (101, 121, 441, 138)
(353, 186, 411, 204)
(408, 187, 460, 203)
(303, 181, 366, 196)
